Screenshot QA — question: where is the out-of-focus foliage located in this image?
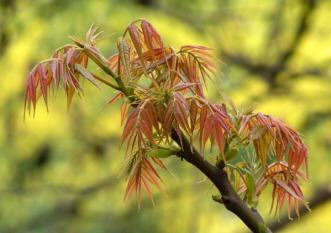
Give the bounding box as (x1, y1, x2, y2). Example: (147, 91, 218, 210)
(0, 0, 330, 232)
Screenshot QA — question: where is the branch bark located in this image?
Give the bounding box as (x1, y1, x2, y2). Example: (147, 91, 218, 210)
(171, 130, 271, 233)
(154, 0, 320, 89)
(275, 0, 317, 69)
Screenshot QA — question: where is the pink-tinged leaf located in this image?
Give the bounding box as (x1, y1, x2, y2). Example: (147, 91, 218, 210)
(189, 99, 198, 135)
(162, 92, 190, 139)
(108, 54, 119, 73)
(178, 45, 216, 96)
(121, 100, 159, 153)
(141, 20, 163, 50)
(273, 178, 302, 201)
(125, 154, 165, 206)
(107, 91, 124, 105)
(24, 45, 95, 116)
(257, 161, 308, 217)
(172, 82, 198, 92)
(120, 102, 129, 125)
(197, 101, 231, 156)
(126, 24, 147, 73)
(246, 113, 308, 175)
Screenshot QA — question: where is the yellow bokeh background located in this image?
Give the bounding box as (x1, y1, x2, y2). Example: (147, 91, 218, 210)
(0, 0, 330, 232)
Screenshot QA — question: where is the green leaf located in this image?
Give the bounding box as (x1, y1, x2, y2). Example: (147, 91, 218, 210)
(245, 172, 257, 207)
(225, 147, 239, 161)
(117, 37, 131, 79)
(241, 103, 257, 115)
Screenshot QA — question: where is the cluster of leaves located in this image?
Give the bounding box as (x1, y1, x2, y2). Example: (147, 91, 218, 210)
(227, 109, 309, 217)
(24, 26, 106, 115)
(24, 19, 309, 216)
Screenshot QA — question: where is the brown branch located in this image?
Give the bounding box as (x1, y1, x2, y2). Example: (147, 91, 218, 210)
(171, 130, 271, 233)
(220, 50, 275, 76)
(223, 0, 317, 87)
(275, 0, 317, 69)
(156, 0, 320, 89)
(286, 68, 326, 78)
(265, 0, 287, 51)
(267, 183, 331, 232)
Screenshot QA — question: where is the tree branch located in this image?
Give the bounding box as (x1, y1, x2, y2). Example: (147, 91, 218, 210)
(154, 0, 320, 89)
(171, 130, 271, 233)
(275, 0, 317, 69)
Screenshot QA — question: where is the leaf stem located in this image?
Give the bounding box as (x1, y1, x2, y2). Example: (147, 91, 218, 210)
(91, 73, 121, 91)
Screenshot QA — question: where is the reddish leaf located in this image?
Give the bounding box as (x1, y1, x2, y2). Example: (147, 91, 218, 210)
(121, 99, 159, 153)
(197, 101, 231, 157)
(124, 153, 164, 206)
(256, 162, 308, 217)
(162, 92, 190, 138)
(24, 45, 92, 115)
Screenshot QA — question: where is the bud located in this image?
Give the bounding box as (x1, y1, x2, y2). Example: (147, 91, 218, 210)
(146, 148, 175, 158)
(225, 147, 239, 161)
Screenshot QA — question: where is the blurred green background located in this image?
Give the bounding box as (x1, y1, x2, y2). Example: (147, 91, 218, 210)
(0, 0, 331, 232)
